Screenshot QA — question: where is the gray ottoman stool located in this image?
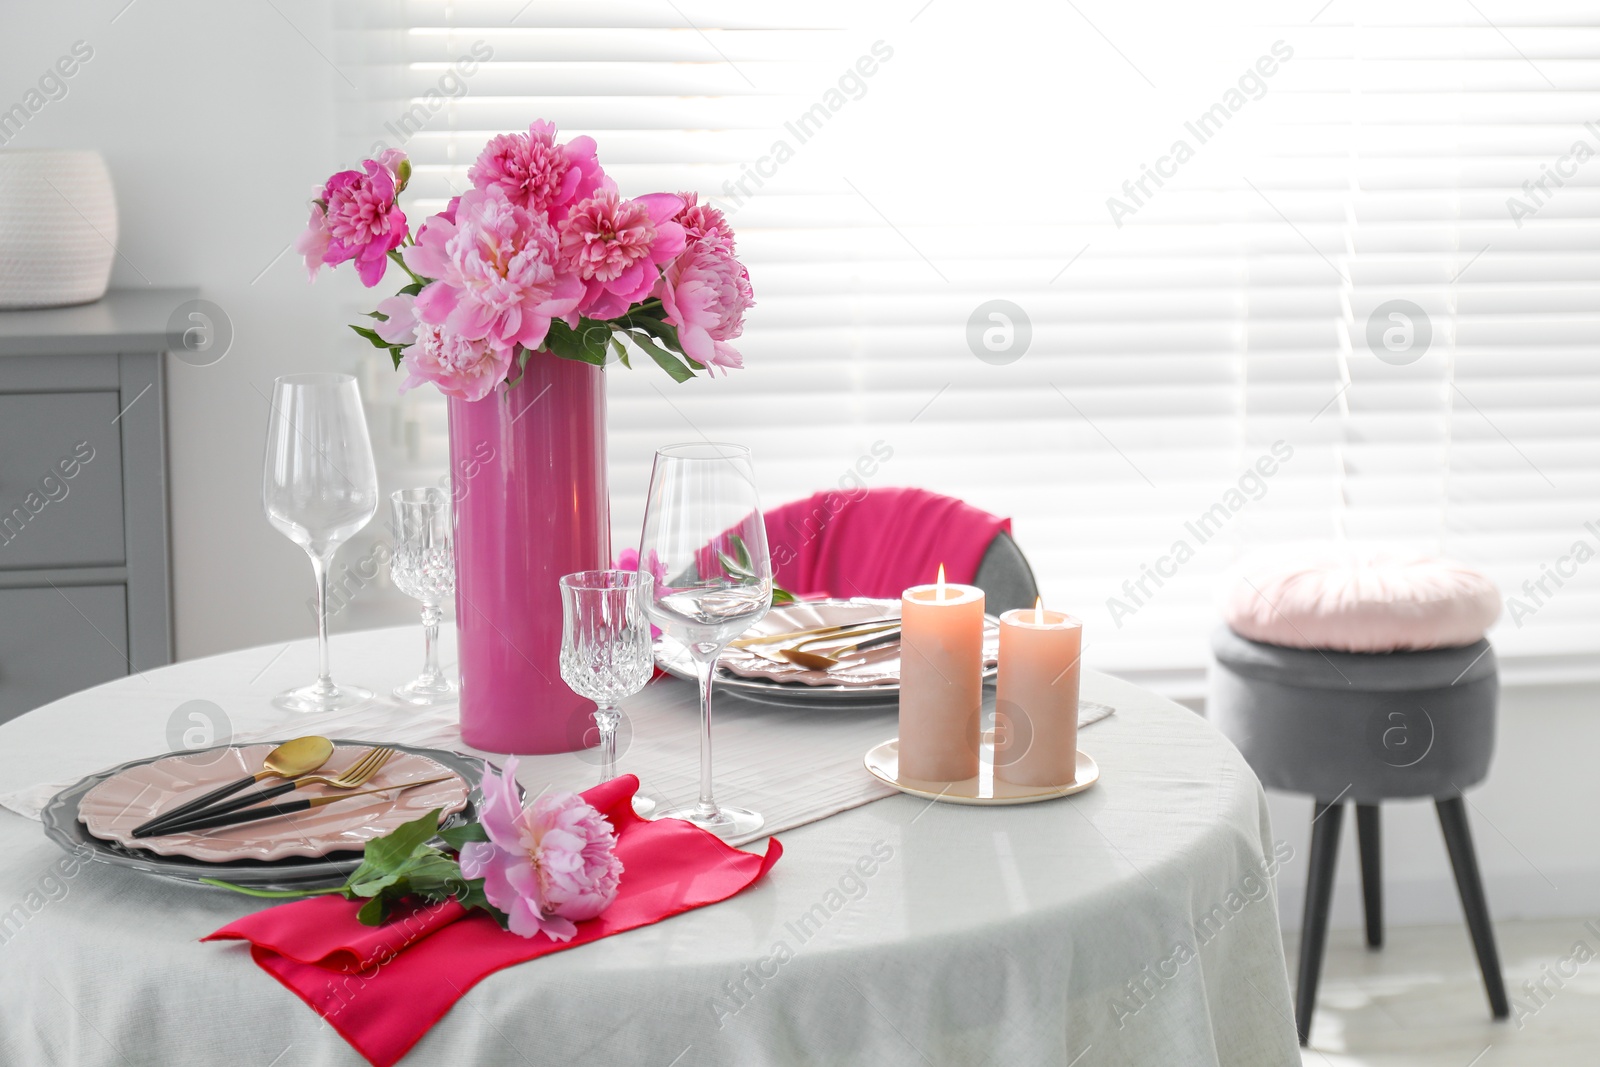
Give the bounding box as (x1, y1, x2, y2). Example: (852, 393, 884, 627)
(1209, 626, 1509, 1045)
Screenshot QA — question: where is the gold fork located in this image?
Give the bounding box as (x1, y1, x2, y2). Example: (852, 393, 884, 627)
(134, 746, 398, 837)
(282, 746, 398, 793)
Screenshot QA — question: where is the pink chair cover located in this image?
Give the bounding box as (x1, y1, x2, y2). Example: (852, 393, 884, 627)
(763, 487, 1011, 600)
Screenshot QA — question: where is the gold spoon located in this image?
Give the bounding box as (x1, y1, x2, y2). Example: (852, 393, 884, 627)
(133, 735, 335, 836)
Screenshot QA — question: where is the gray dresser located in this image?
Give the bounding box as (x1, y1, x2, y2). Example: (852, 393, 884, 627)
(0, 289, 185, 724)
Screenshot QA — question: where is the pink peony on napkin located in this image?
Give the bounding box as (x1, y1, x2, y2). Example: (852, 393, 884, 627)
(204, 775, 781, 1067)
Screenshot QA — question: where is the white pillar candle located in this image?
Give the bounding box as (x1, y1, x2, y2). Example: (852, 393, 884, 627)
(898, 566, 984, 782)
(994, 601, 1082, 787)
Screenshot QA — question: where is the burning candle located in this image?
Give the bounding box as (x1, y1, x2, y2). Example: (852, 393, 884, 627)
(898, 564, 985, 782)
(994, 599, 1082, 787)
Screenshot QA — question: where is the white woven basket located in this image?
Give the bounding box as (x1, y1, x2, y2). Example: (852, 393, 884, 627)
(0, 149, 118, 309)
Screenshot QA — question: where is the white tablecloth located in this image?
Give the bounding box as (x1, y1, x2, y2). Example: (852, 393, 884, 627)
(0, 626, 1300, 1066)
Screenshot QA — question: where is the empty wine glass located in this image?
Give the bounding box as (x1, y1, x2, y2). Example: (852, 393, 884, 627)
(262, 373, 379, 713)
(391, 488, 457, 705)
(559, 570, 655, 814)
(637, 442, 771, 838)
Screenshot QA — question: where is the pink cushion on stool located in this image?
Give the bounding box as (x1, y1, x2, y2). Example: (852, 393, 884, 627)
(1224, 555, 1501, 653)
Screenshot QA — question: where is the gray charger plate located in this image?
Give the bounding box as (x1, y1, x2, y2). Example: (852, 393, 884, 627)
(40, 739, 498, 891)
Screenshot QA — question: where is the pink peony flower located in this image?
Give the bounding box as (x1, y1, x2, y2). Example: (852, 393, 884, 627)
(468, 120, 611, 221)
(403, 185, 584, 354)
(294, 204, 330, 282)
(397, 322, 514, 403)
(458, 757, 623, 941)
(372, 293, 418, 345)
(560, 192, 685, 320)
(656, 241, 753, 374)
(300, 151, 410, 287)
(673, 192, 736, 252)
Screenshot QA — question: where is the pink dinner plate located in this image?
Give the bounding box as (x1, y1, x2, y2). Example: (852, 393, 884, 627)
(77, 743, 471, 862)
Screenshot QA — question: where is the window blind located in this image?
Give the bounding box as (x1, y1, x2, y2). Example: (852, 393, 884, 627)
(336, 0, 1600, 694)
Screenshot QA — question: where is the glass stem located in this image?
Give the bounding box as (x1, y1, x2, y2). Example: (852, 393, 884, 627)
(310, 552, 334, 695)
(692, 647, 720, 819)
(419, 602, 443, 682)
(594, 705, 620, 783)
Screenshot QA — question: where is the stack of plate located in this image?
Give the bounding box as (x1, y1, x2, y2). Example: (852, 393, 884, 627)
(655, 598, 1001, 709)
(41, 740, 489, 891)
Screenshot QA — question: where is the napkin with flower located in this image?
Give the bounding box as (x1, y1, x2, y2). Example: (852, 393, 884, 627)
(204, 768, 780, 1067)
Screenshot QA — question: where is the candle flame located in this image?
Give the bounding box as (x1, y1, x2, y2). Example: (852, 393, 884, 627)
(1034, 596, 1044, 625)
(936, 563, 947, 601)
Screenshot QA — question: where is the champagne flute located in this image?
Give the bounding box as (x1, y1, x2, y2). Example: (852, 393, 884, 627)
(559, 569, 655, 813)
(637, 442, 771, 838)
(390, 488, 457, 705)
(262, 373, 379, 713)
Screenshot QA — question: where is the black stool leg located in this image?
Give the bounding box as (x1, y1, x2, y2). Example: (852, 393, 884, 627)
(1356, 803, 1382, 948)
(1436, 796, 1510, 1019)
(1296, 800, 1344, 1046)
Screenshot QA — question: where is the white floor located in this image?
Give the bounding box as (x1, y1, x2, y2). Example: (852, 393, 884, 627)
(1287, 919, 1600, 1066)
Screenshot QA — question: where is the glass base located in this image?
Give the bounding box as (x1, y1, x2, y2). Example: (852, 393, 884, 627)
(631, 794, 657, 818)
(393, 675, 458, 706)
(272, 681, 373, 714)
(655, 802, 762, 839)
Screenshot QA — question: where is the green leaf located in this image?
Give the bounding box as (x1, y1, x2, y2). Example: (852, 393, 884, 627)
(620, 313, 683, 351)
(207, 806, 522, 931)
(611, 337, 631, 369)
(771, 585, 797, 606)
(544, 319, 611, 366)
(342, 808, 444, 897)
(438, 822, 489, 850)
(628, 331, 696, 383)
(397, 853, 474, 901)
(357, 893, 391, 926)
(398, 281, 425, 297)
(450, 880, 501, 918)
(349, 324, 393, 351)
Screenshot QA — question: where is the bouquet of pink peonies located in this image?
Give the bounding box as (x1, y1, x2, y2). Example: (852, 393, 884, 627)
(295, 121, 753, 401)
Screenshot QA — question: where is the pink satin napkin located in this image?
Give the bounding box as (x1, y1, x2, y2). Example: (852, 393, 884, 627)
(204, 775, 781, 1067)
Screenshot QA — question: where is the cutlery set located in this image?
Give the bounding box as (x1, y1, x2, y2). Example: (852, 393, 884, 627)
(131, 741, 430, 838)
(733, 617, 903, 671)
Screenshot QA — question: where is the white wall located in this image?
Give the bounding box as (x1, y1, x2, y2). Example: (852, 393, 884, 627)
(0, 0, 417, 660)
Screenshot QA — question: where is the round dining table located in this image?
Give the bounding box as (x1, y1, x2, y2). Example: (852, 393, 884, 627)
(0, 626, 1300, 1066)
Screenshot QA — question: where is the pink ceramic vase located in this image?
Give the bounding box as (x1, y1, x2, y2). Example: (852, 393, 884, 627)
(447, 352, 610, 754)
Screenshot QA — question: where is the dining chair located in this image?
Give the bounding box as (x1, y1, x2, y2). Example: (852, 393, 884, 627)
(763, 487, 1040, 613)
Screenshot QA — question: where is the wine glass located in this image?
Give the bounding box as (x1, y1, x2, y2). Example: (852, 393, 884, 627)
(559, 570, 656, 814)
(262, 373, 379, 713)
(390, 488, 457, 705)
(637, 442, 771, 838)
